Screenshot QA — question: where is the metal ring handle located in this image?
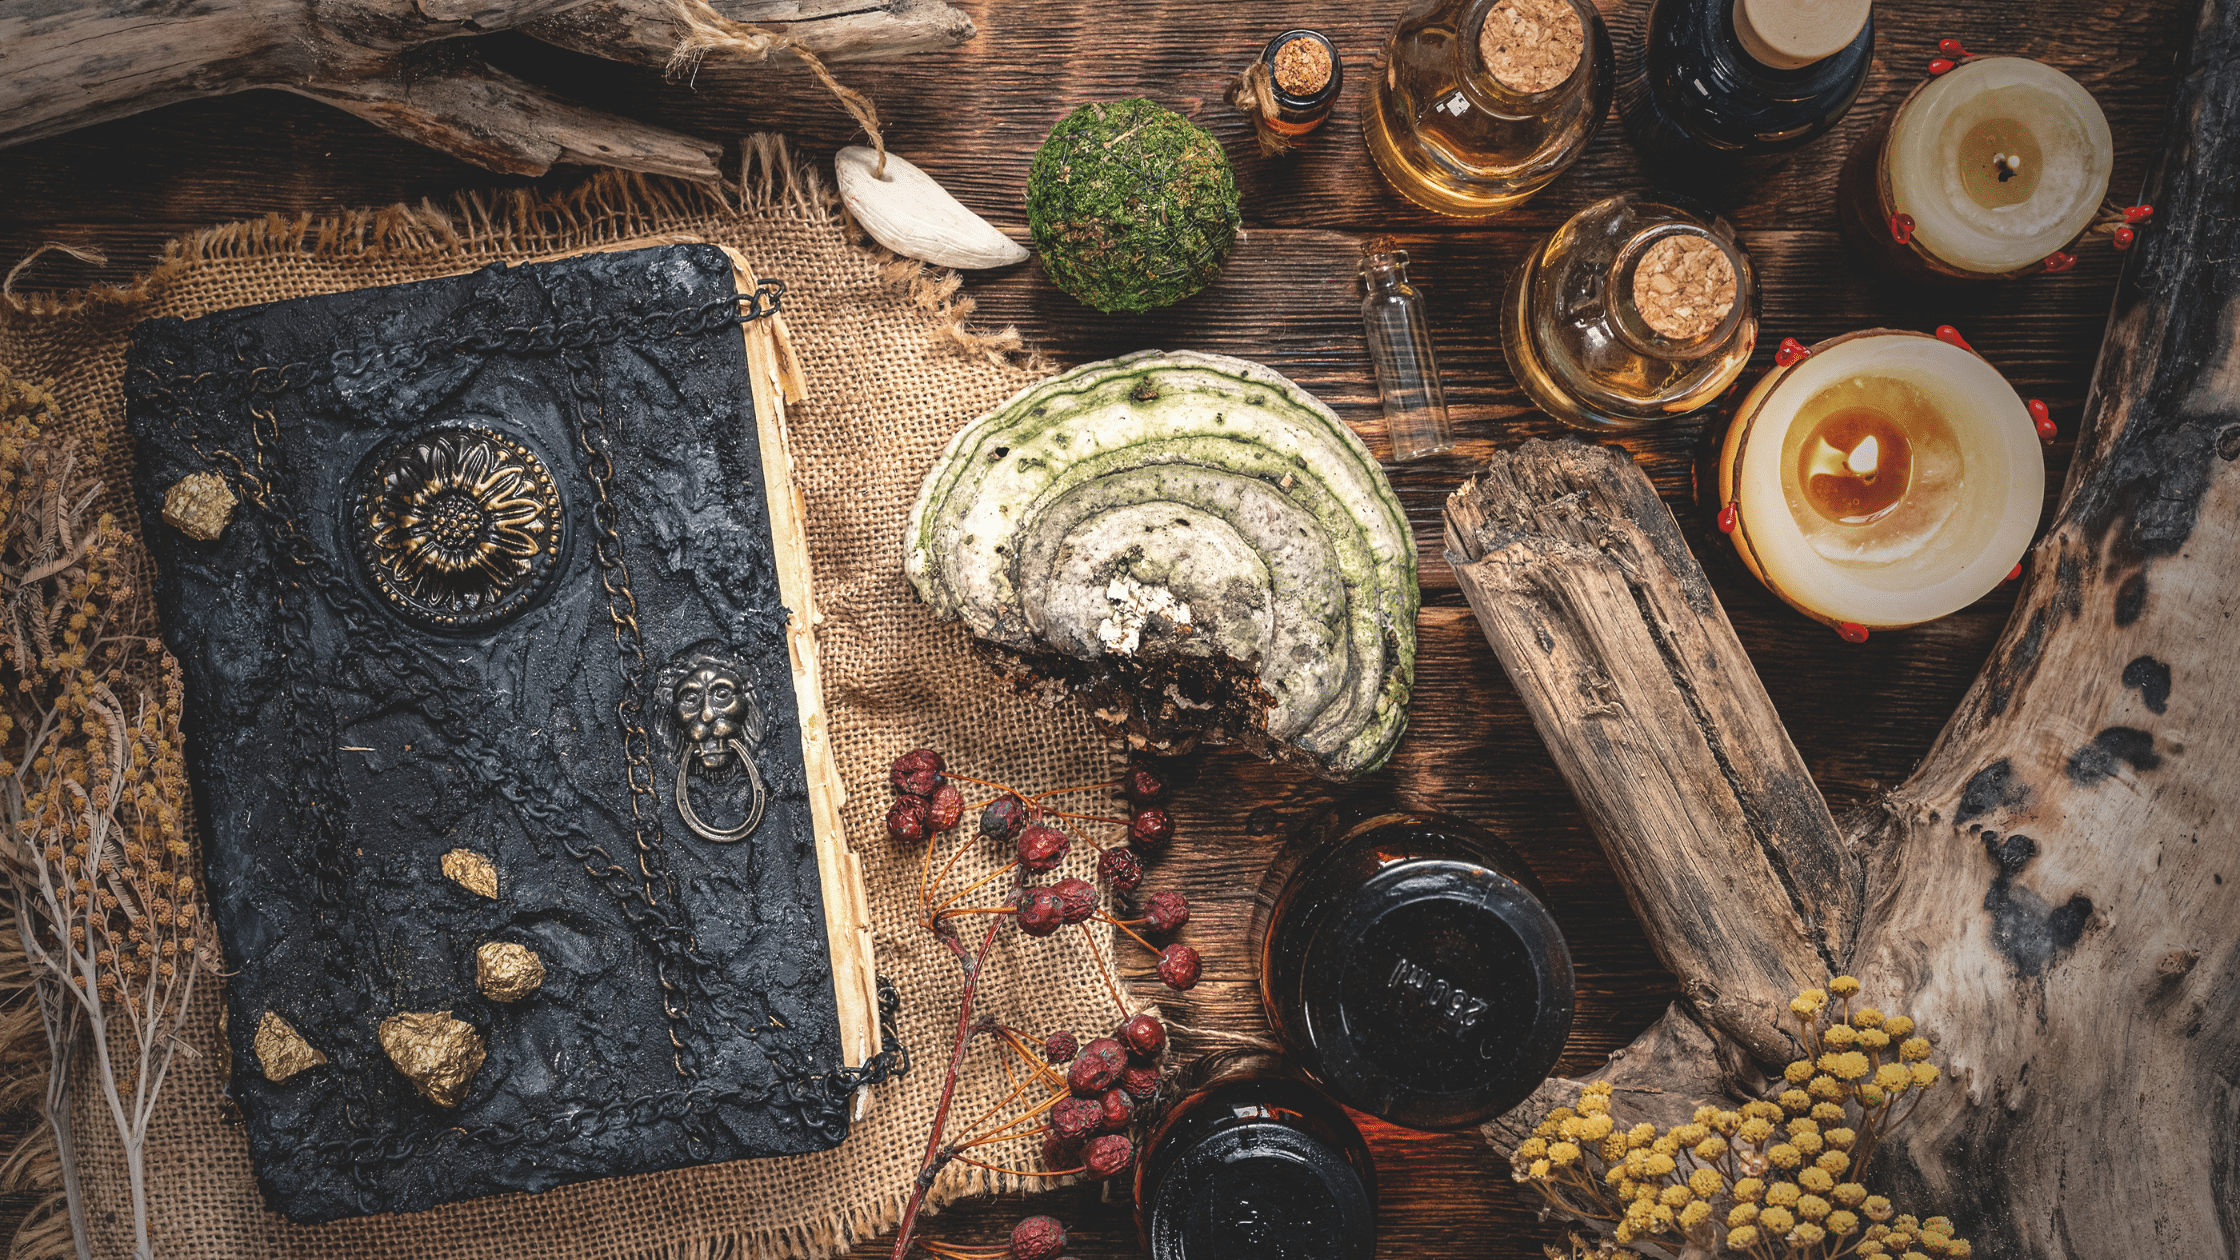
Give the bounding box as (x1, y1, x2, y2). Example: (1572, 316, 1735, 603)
(676, 737, 765, 843)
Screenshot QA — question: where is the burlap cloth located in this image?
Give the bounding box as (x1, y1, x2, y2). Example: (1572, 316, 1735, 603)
(0, 136, 1125, 1260)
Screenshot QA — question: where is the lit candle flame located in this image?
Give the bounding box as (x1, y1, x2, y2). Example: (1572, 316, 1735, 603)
(1847, 435, 1880, 477)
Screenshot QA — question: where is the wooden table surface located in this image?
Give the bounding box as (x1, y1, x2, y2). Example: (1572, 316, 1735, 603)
(0, 0, 2196, 1255)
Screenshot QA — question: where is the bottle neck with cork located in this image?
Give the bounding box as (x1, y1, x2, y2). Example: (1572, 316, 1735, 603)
(1502, 192, 1759, 431)
(1363, 0, 1615, 218)
(1619, 0, 1874, 186)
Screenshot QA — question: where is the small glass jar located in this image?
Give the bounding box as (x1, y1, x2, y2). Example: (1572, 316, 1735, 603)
(1260, 29, 1344, 140)
(1619, 0, 1874, 187)
(1134, 1049, 1377, 1260)
(1363, 0, 1616, 218)
(1360, 241, 1456, 461)
(1502, 192, 1758, 430)
(1253, 796, 1573, 1132)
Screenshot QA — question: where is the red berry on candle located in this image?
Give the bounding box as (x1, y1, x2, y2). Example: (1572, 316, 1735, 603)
(2043, 251, 2077, 273)
(1889, 213, 1915, 244)
(1934, 325, 1973, 353)
(1837, 622, 1870, 644)
(1928, 57, 1955, 75)
(1938, 37, 1969, 56)
(2123, 204, 2154, 224)
(2007, 564, 2023, 582)
(1774, 337, 1810, 367)
(2113, 225, 2136, 251)
(1717, 502, 1738, 534)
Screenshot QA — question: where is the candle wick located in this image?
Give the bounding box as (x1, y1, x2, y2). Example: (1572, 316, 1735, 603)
(1993, 152, 2020, 183)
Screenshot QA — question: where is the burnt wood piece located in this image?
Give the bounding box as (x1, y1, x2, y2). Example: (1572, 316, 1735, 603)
(1466, 0, 2240, 1253)
(0, 0, 973, 179)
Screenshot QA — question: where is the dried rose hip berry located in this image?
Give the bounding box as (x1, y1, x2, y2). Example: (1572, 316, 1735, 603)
(1067, 1037, 1128, 1096)
(1041, 1130, 1083, 1171)
(979, 793, 1028, 844)
(1143, 890, 1189, 933)
(925, 782, 965, 832)
(1053, 877, 1099, 924)
(890, 748, 944, 796)
(1157, 943, 1201, 991)
(1096, 847, 1143, 891)
(1049, 1096, 1101, 1142)
(885, 795, 931, 844)
(1119, 1064, 1160, 1102)
(1017, 823, 1071, 873)
(1118, 1012, 1166, 1060)
(1123, 764, 1169, 805)
(1128, 806, 1174, 848)
(1016, 887, 1066, 937)
(1042, 1030, 1079, 1064)
(1010, 1215, 1068, 1260)
(1083, 1134, 1134, 1181)
(1100, 1087, 1135, 1131)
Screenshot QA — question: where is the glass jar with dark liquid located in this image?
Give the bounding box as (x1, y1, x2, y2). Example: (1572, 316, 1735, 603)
(1134, 1049, 1377, 1260)
(1620, 0, 1873, 187)
(1254, 799, 1574, 1131)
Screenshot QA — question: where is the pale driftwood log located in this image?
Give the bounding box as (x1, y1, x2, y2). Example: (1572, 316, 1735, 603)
(1454, 0, 2240, 1252)
(0, 0, 973, 179)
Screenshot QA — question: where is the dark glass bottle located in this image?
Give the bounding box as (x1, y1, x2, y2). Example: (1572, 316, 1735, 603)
(1620, 0, 1873, 186)
(1254, 798, 1574, 1131)
(1134, 1049, 1377, 1260)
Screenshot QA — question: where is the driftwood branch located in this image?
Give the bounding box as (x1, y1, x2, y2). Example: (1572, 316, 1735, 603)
(1460, 0, 2240, 1253)
(0, 0, 974, 179)
(1445, 444, 1858, 1067)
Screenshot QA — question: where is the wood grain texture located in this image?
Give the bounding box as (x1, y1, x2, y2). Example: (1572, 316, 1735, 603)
(0, 0, 2197, 1255)
(1446, 442, 1855, 1067)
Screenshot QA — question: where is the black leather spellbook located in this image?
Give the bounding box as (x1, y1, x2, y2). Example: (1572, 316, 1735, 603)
(123, 245, 884, 1222)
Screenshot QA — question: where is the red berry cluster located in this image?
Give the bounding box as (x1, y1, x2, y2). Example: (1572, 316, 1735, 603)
(885, 749, 1201, 993)
(1036, 1011, 1170, 1181)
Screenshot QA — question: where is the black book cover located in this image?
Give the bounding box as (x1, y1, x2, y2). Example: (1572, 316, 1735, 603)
(124, 245, 866, 1222)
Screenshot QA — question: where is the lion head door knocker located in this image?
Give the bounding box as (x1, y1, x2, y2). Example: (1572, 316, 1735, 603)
(655, 643, 768, 843)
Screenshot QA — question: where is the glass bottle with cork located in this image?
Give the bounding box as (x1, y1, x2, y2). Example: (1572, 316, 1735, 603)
(1364, 0, 1615, 218)
(1359, 238, 1456, 462)
(1251, 795, 1574, 1132)
(1134, 1048, 1378, 1260)
(1231, 29, 1344, 154)
(1502, 192, 1758, 430)
(1619, 0, 1875, 187)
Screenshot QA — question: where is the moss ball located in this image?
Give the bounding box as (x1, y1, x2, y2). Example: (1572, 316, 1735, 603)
(1026, 99, 1241, 314)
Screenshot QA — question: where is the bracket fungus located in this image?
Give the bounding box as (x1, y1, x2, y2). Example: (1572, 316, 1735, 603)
(906, 351, 1417, 778)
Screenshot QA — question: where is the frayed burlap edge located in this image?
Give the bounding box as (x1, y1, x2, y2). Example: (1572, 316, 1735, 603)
(0, 134, 1106, 1260)
(1, 133, 1040, 377)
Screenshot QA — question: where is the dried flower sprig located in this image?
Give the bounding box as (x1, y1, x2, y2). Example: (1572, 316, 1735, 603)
(1517, 978, 1967, 1260)
(0, 374, 218, 1260)
(883, 748, 1189, 1260)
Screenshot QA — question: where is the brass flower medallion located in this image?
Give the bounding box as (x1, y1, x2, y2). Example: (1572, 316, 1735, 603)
(357, 427, 563, 629)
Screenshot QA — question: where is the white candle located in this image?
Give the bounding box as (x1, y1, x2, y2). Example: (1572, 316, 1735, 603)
(1715, 330, 2043, 635)
(1868, 57, 2113, 277)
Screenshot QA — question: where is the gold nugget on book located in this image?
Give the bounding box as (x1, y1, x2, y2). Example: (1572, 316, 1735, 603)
(476, 942, 545, 1002)
(254, 1011, 326, 1083)
(377, 1011, 486, 1108)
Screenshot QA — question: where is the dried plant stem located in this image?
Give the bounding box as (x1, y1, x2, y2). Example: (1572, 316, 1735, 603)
(890, 915, 1005, 1260)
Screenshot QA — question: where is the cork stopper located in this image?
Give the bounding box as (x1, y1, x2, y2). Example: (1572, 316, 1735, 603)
(1479, 0, 1585, 94)
(1732, 0, 1870, 70)
(1273, 35, 1334, 97)
(1631, 236, 1738, 342)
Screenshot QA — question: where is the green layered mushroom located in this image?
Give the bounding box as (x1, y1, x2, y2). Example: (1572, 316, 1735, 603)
(905, 350, 1417, 779)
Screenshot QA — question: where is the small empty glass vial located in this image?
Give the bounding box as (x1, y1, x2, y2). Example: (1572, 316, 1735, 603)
(1360, 240, 1455, 461)
(1363, 0, 1615, 218)
(1502, 192, 1758, 430)
(1134, 1049, 1377, 1260)
(1252, 796, 1574, 1131)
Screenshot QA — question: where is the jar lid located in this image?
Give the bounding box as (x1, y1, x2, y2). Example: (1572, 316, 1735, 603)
(1295, 857, 1574, 1130)
(1146, 1120, 1375, 1260)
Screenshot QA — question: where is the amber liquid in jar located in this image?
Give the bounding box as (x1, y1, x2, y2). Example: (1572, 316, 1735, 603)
(1134, 1050, 1377, 1260)
(1253, 797, 1574, 1131)
(1363, 0, 1615, 217)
